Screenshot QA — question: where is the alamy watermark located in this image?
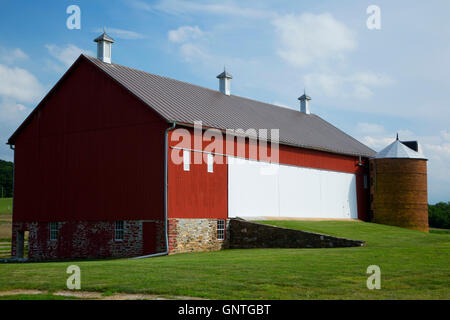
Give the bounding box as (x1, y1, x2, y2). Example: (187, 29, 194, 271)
(66, 265, 81, 290)
(366, 265, 381, 290)
(66, 5, 81, 30)
(170, 121, 280, 175)
(366, 5, 381, 30)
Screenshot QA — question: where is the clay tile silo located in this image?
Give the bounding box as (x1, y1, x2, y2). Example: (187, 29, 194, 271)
(369, 136, 429, 232)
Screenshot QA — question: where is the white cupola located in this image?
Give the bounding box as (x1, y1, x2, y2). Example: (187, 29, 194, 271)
(216, 67, 232, 96)
(298, 90, 311, 114)
(94, 28, 115, 64)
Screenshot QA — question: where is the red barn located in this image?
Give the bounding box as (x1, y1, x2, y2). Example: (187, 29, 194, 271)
(7, 32, 375, 260)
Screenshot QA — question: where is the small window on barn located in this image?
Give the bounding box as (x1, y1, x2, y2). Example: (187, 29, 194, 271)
(183, 150, 190, 171)
(50, 222, 58, 241)
(207, 153, 214, 173)
(364, 175, 368, 189)
(115, 221, 124, 241)
(217, 220, 225, 241)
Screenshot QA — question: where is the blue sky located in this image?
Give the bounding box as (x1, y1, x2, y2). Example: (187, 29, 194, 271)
(0, 0, 449, 203)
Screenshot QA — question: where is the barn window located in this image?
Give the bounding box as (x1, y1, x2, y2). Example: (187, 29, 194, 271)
(50, 222, 58, 241)
(217, 220, 225, 240)
(364, 175, 368, 189)
(115, 221, 124, 241)
(183, 150, 190, 171)
(207, 153, 214, 173)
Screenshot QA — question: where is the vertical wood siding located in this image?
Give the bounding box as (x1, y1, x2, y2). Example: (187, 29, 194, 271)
(13, 60, 167, 222)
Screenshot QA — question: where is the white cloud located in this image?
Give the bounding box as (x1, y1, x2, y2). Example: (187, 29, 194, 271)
(360, 135, 394, 151)
(167, 25, 212, 62)
(0, 51, 43, 156)
(129, 0, 153, 11)
(179, 43, 211, 62)
(0, 98, 29, 160)
(350, 73, 394, 87)
(272, 13, 356, 68)
(271, 13, 394, 100)
(356, 122, 386, 135)
(45, 44, 93, 67)
(0, 64, 45, 103)
(304, 71, 394, 99)
(152, 0, 272, 19)
(0, 47, 28, 65)
(94, 27, 145, 40)
(168, 26, 204, 43)
(0, 98, 29, 123)
(441, 129, 450, 141)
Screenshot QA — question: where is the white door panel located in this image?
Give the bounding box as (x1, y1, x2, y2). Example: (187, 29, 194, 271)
(228, 159, 279, 217)
(228, 157, 358, 219)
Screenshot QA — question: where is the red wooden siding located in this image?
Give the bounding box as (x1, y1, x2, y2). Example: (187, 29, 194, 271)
(167, 146, 229, 219)
(13, 59, 167, 223)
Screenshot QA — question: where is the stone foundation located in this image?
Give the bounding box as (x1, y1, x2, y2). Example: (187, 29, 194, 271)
(11, 220, 164, 261)
(168, 218, 229, 254)
(229, 219, 365, 248)
(10, 218, 365, 261)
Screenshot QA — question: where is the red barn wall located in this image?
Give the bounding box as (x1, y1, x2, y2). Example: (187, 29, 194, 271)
(167, 126, 369, 220)
(12, 58, 167, 223)
(167, 132, 228, 219)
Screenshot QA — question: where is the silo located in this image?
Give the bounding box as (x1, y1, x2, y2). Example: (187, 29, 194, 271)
(369, 137, 428, 232)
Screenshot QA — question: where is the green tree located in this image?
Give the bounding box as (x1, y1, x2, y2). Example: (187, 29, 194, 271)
(428, 202, 450, 229)
(0, 159, 13, 198)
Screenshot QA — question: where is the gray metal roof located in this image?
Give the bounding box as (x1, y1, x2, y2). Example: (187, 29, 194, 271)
(84, 55, 376, 157)
(375, 139, 427, 160)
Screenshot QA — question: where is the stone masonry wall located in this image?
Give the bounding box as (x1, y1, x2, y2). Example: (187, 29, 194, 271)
(168, 218, 229, 254)
(11, 220, 164, 261)
(10, 218, 365, 260)
(229, 219, 365, 248)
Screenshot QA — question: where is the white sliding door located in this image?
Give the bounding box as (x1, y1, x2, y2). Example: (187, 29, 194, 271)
(228, 158, 358, 219)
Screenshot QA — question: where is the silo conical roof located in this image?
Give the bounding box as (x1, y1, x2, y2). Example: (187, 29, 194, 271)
(375, 139, 427, 160)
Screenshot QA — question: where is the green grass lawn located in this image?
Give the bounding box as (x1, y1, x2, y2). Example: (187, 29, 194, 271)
(430, 228, 450, 235)
(0, 198, 12, 242)
(0, 198, 12, 215)
(0, 220, 448, 299)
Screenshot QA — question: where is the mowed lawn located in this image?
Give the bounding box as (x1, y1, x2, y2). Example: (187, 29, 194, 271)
(0, 198, 12, 259)
(0, 218, 448, 300)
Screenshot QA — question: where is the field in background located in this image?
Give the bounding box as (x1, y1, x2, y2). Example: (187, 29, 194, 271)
(0, 198, 12, 215)
(0, 220, 448, 300)
(0, 198, 12, 258)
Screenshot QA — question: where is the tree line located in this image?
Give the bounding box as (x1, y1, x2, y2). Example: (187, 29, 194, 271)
(0, 159, 13, 198)
(428, 202, 450, 229)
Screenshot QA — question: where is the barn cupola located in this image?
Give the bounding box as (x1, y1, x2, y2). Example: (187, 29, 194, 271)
(216, 67, 232, 96)
(94, 28, 115, 64)
(298, 90, 311, 114)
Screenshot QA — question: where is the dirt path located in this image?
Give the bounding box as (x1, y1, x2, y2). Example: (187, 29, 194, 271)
(0, 289, 205, 300)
